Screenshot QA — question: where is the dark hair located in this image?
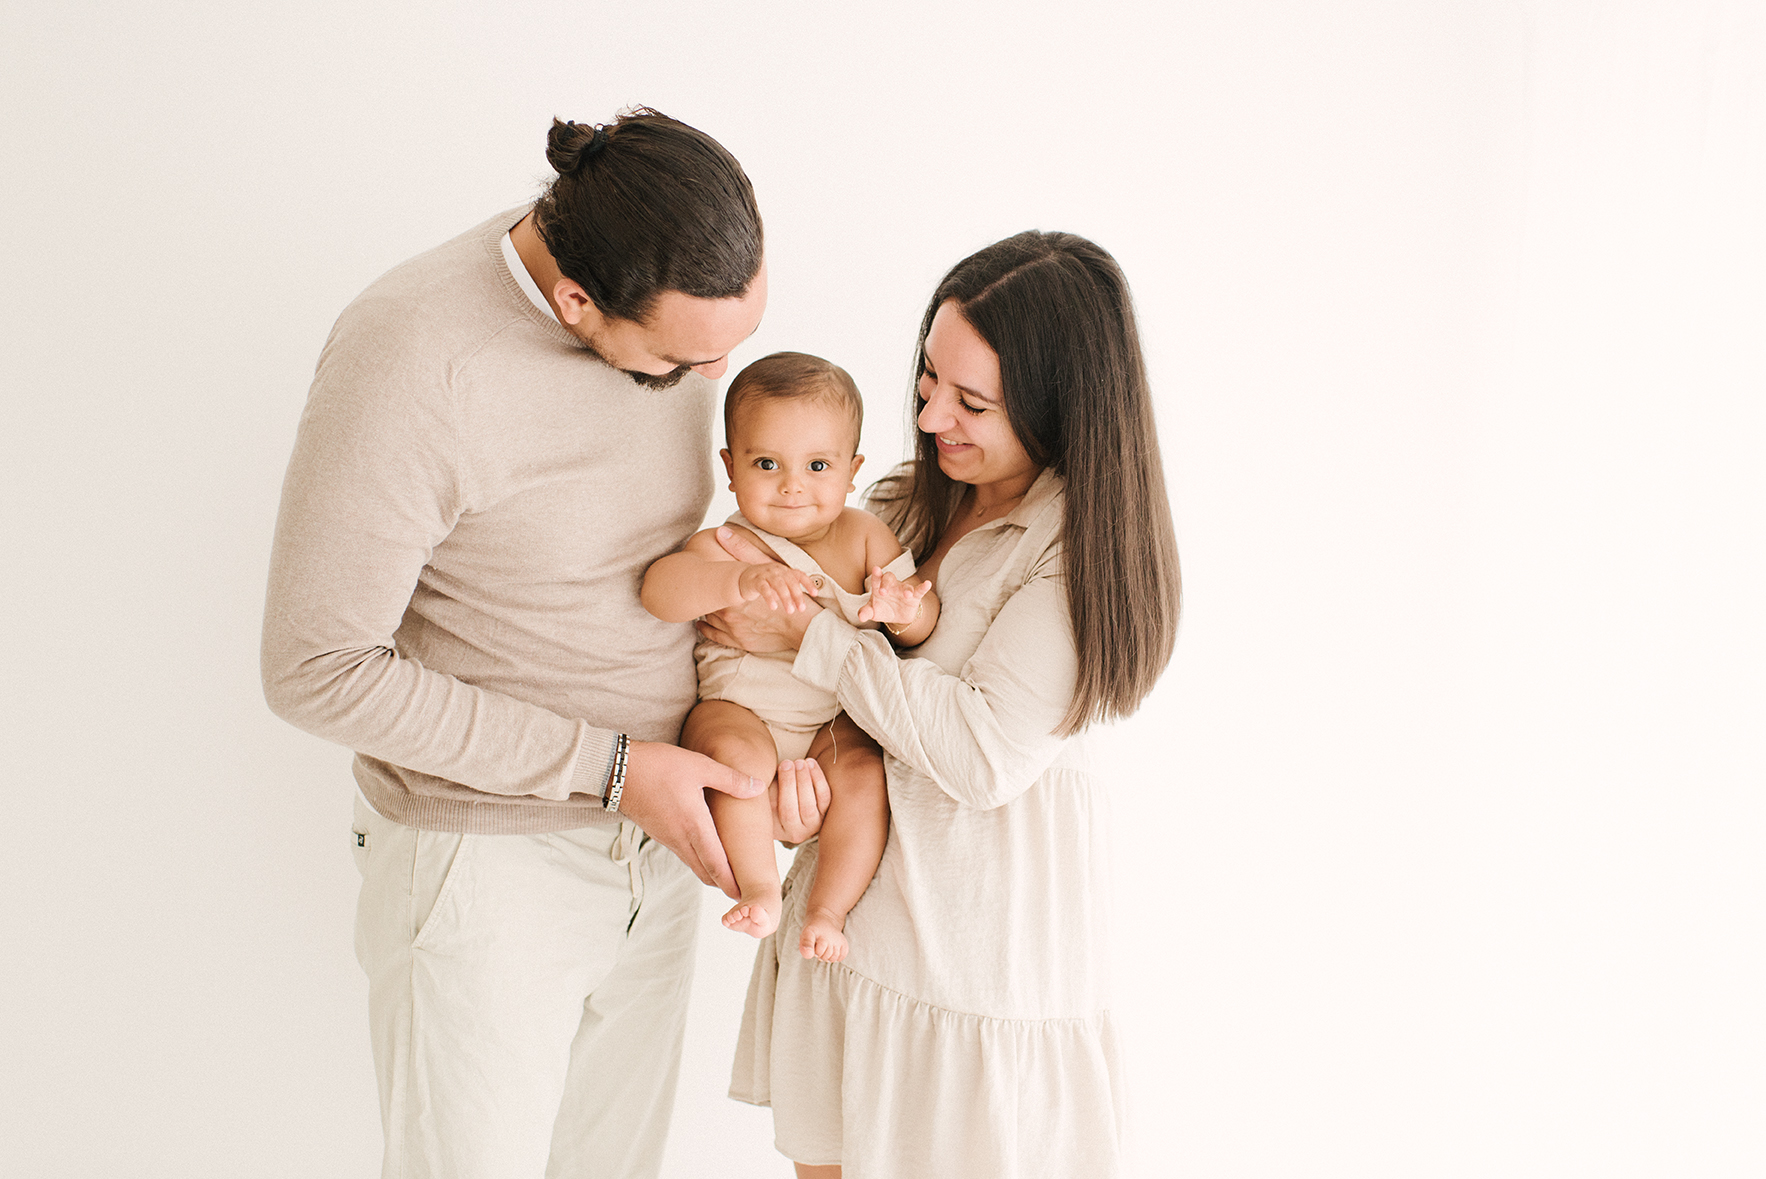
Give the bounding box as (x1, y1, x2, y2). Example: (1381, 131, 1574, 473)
(532, 108, 763, 323)
(874, 231, 1181, 735)
(724, 352, 863, 451)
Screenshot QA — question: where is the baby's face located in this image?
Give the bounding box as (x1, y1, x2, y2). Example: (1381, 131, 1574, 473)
(720, 397, 863, 541)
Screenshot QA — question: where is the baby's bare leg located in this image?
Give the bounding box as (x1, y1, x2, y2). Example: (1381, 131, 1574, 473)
(798, 713, 889, 963)
(681, 700, 783, 938)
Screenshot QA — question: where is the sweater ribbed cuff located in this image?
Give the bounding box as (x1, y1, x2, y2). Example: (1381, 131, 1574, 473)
(570, 727, 621, 801)
(791, 610, 861, 696)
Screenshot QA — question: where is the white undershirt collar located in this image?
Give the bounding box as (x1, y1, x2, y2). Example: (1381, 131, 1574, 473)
(501, 231, 560, 323)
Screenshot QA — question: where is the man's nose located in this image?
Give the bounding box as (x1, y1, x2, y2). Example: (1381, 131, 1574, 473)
(692, 357, 729, 380)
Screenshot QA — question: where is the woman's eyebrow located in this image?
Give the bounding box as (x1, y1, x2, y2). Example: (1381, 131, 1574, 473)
(925, 353, 998, 403)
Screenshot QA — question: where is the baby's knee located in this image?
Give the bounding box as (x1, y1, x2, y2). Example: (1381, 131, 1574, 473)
(684, 708, 779, 781)
(705, 733, 778, 781)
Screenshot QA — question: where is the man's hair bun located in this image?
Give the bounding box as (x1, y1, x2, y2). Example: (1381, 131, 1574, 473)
(545, 119, 610, 177)
(532, 107, 763, 323)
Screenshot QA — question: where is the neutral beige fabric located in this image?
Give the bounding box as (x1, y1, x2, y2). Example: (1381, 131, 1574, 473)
(695, 512, 915, 733)
(351, 796, 700, 1179)
(262, 206, 715, 834)
(731, 470, 1125, 1177)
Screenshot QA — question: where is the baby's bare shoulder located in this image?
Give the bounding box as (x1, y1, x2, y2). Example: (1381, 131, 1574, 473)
(839, 507, 906, 564)
(835, 506, 893, 541)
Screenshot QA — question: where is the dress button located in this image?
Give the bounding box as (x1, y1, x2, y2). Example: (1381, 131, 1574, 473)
(811, 575, 825, 590)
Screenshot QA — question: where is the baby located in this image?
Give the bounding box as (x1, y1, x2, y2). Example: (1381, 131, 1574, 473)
(642, 352, 938, 961)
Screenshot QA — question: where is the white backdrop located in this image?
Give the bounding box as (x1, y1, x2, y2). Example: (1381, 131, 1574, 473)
(3, 2, 1761, 1176)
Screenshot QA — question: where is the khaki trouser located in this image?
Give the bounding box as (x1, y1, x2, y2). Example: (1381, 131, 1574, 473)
(351, 795, 700, 1179)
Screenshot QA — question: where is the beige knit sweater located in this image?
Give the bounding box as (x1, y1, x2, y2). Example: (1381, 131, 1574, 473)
(262, 207, 715, 834)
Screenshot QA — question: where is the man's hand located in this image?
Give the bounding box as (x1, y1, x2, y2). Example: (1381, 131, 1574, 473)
(618, 741, 765, 899)
(696, 527, 822, 652)
(771, 757, 831, 844)
(714, 524, 779, 566)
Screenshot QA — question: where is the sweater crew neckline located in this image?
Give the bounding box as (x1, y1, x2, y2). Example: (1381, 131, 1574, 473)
(481, 206, 607, 356)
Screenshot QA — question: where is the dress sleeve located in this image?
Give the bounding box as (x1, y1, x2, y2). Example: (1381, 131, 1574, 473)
(879, 549, 917, 581)
(793, 542, 1074, 811)
(260, 321, 614, 804)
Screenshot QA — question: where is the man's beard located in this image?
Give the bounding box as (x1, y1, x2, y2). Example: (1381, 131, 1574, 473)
(579, 329, 693, 389)
(623, 364, 692, 389)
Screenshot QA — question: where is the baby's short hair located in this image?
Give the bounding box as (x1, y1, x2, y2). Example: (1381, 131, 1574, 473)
(723, 352, 864, 452)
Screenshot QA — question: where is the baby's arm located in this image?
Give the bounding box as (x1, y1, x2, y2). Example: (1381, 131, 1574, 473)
(853, 515, 941, 646)
(641, 528, 818, 623)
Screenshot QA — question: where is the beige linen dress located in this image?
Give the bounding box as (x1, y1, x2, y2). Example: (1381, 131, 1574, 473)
(731, 470, 1124, 1177)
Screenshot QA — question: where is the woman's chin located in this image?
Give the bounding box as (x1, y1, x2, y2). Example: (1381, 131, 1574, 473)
(934, 453, 974, 483)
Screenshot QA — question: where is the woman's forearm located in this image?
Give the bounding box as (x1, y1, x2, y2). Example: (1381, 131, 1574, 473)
(792, 573, 1076, 811)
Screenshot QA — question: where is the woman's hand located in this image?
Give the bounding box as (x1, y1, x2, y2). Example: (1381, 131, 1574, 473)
(695, 526, 822, 652)
(770, 757, 831, 844)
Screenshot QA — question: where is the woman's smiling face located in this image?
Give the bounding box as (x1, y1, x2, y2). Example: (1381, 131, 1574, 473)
(916, 301, 1038, 492)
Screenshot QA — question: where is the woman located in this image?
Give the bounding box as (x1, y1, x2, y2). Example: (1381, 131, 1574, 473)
(702, 230, 1181, 1177)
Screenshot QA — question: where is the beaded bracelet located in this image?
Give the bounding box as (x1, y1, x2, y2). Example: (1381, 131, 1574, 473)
(602, 733, 631, 812)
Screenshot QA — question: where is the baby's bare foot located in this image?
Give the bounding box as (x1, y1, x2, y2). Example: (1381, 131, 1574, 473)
(722, 887, 782, 939)
(799, 905, 850, 962)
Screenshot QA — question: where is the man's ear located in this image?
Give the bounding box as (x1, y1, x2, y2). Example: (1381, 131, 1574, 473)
(552, 278, 599, 329)
(848, 453, 865, 492)
(720, 448, 736, 488)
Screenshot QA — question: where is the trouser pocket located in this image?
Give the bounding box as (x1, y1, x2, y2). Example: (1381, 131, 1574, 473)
(410, 829, 470, 948)
(350, 793, 373, 879)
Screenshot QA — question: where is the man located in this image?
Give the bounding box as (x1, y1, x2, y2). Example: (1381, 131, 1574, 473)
(262, 109, 767, 1179)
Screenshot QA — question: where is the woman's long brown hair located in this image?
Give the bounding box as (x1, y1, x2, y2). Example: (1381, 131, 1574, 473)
(873, 231, 1181, 735)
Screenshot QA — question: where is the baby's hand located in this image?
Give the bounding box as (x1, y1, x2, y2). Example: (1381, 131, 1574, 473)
(736, 562, 818, 613)
(857, 568, 932, 625)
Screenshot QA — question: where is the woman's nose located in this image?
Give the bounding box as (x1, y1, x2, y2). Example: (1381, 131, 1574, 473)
(917, 391, 951, 433)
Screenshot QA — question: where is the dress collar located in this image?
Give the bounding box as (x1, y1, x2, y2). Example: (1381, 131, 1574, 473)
(998, 467, 1064, 530)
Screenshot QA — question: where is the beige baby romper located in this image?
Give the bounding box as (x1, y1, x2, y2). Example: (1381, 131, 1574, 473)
(695, 512, 917, 761)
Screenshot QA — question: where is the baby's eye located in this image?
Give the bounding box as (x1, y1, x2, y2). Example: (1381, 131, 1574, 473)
(756, 458, 779, 470)
(809, 460, 830, 472)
